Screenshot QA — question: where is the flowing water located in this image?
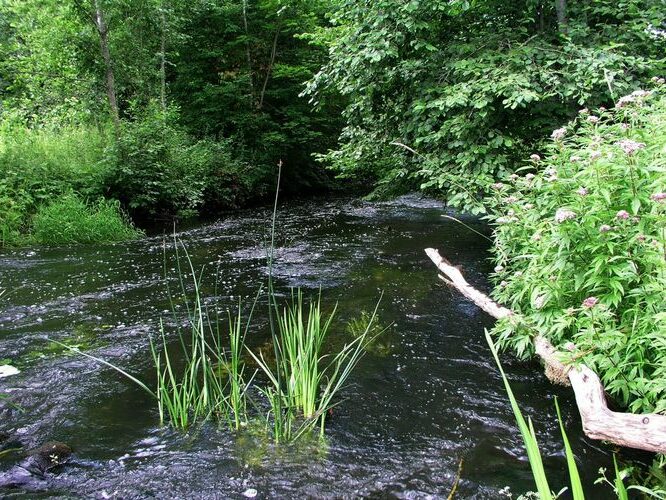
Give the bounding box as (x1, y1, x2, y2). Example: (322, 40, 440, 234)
(0, 196, 629, 498)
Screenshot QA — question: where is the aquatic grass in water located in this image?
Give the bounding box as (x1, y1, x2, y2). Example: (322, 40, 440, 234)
(55, 166, 383, 443)
(251, 292, 381, 443)
(149, 241, 254, 429)
(346, 310, 394, 356)
(487, 330, 666, 499)
(485, 330, 555, 499)
(54, 240, 254, 430)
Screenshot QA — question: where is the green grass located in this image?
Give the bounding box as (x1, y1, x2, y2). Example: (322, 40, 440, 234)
(485, 330, 555, 499)
(148, 241, 254, 429)
(0, 122, 109, 246)
(250, 291, 381, 442)
(346, 309, 394, 356)
(31, 194, 142, 245)
(487, 330, 666, 499)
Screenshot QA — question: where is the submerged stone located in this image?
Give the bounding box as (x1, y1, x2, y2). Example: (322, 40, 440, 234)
(0, 441, 73, 489)
(28, 441, 73, 472)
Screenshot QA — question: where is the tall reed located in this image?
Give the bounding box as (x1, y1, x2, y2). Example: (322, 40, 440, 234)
(56, 165, 383, 443)
(250, 291, 381, 442)
(486, 330, 665, 499)
(54, 240, 253, 430)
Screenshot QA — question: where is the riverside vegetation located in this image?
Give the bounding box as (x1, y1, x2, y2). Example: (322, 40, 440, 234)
(486, 85, 666, 497)
(489, 86, 666, 415)
(2, 0, 666, 496)
(1, 0, 664, 241)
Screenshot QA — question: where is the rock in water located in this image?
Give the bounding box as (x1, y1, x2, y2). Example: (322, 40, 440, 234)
(0, 441, 74, 488)
(0, 365, 19, 378)
(29, 442, 73, 473)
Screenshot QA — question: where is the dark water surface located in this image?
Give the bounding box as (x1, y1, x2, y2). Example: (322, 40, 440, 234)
(0, 196, 617, 498)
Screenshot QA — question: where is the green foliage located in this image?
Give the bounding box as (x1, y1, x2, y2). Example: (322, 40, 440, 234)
(346, 309, 393, 356)
(0, 122, 109, 245)
(486, 330, 554, 498)
(169, 0, 343, 193)
(1, 0, 344, 225)
(488, 86, 666, 413)
(305, 0, 665, 212)
(487, 331, 663, 499)
(0, 0, 97, 124)
(250, 290, 379, 443)
(32, 194, 142, 245)
(105, 104, 253, 216)
(149, 249, 254, 430)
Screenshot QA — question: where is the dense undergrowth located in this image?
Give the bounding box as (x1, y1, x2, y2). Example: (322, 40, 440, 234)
(0, 122, 109, 245)
(0, 106, 259, 246)
(0, 0, 343, 248)
(305, 0, 665, 211)
(31, 195, 142, 245)
(488, 83, 666, 414)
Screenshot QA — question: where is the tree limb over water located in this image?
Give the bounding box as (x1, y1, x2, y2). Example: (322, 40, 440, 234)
(425, 247, 666, 454)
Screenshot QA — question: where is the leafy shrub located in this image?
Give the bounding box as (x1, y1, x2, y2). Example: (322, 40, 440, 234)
(305, 0, 664, 212)
(105, 104, 253, 217)
(488, 83, 666, 413)
(32, 194, 142, 245)
(0, 121, 108, 245)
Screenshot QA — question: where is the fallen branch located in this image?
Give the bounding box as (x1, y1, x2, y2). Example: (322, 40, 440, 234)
(425, 247, 666, 454)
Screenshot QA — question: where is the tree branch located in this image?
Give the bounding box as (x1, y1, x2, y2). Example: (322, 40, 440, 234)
(425, 247, 666, 454)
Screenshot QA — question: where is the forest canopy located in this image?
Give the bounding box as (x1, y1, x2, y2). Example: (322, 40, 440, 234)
(0, 0, 665, 242)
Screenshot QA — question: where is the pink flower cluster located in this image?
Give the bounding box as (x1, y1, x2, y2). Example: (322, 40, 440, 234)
(616, 90, 652, 108)
(555, 208, 576, 223)
(615, 139, 646, 156)
(616, 210, 630, 220)
(576, 187, 589, 196)
(530, 154, 541, 162)
(616, 95, 635, 108)
(651, 193, 666, 202)
(551, 127, 567, 140)
(582, 296, 599, 308)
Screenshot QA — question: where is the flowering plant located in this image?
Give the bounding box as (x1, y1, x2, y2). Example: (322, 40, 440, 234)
(487, 84, 666, 413)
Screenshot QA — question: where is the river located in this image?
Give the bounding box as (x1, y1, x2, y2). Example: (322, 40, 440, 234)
(0, 196, 618, 498)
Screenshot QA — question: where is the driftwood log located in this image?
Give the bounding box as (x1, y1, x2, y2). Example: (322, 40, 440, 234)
(425, 247, 666, 454)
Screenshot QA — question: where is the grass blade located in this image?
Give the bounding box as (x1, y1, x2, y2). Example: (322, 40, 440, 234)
(485, 330, 553, 499)
(554, 397, 584, 500)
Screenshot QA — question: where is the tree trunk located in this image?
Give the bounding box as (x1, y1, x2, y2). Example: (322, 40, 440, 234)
(241, 0, 255, 104)
(258, 24, 280, 110)
(554, 0, 568, 34)
(424, 247, 666, 454)
(538, 1, 545, 32)
(93, 0, 120, 129)
(159, 2, 167, 112)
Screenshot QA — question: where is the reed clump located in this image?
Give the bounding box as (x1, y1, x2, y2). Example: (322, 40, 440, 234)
(62, 240, 381, 444)
(251, 291, 380, 442)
